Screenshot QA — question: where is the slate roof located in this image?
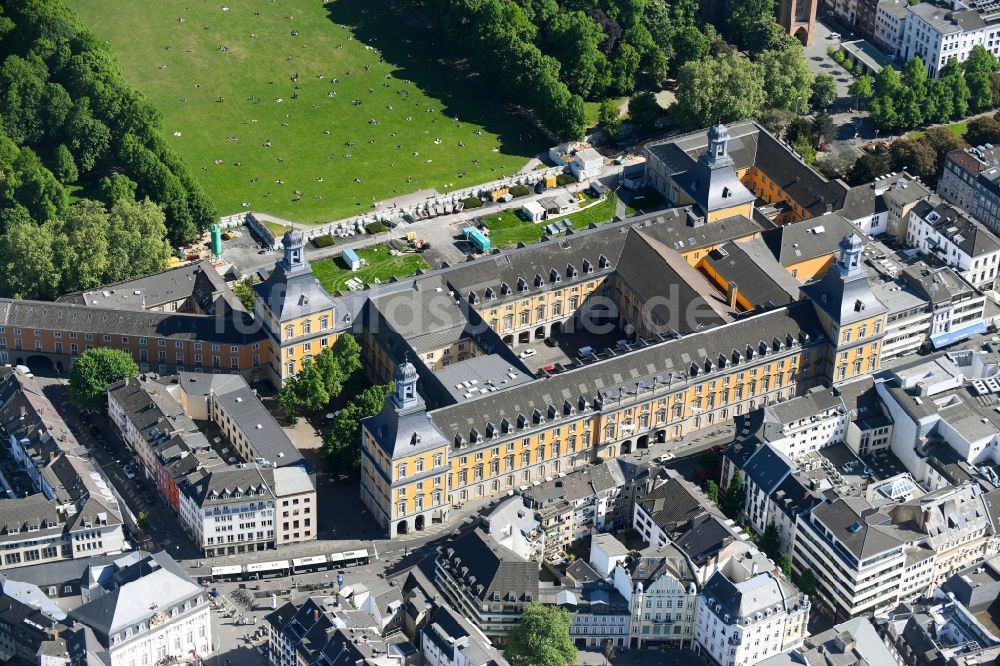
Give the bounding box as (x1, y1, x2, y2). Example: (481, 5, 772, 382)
(743, 444, 795, 495)
(840, 182, 889, 222)
(437, 528, 539, 602)
(68, 554, 202, 639)
(621, 542, 697, 586)
(672, 151, 756, 214)
(254, 232, 336, 323)
(59, 260, 241, 315)
(176, 372, 304, 468)
(428, 302, 824, 445)
(615, 230, 733, 332)
(646, 120, 850, 217)
(182, 464, 275, 507)
(801, 237, 888, 326)
(758, 617, 895, 666)
(912, 199, 1000, 258)
(702, 238, 802, 309)
(637, 475, 717, 533)
(0, 298, 264, 344)
(762, 213, 862, 268)
(810, 496, 916, 561)
(0, 494, 62, 543)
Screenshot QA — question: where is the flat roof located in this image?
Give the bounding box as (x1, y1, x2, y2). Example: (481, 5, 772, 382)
(434, 355, 534, 403)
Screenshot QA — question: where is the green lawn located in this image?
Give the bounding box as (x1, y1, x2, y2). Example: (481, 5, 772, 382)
(484, 193, 618, 249)
(311, 244, 427, 292)
(68, 0, 544, 224)
(262, 219, 292, 237)
(910, 121, 969, 140)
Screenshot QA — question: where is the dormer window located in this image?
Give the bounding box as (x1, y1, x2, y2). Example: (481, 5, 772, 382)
(486, 422, 496, 438)
(500, 418, 511, 434)
(517, 414, 527, 429)
(532, 408, 543, 424)
(470, 428, 480, 443)
(547, 404, 557, 419)
(468, 291, 478, 304)
(583, 258, 593, 274)
(517, 277, 527, 292)
(534, 274, 543, 288)
(500, 282, 510, 296)
(485, 287, 496, 300)
(599, 254, 609, 269)
(566, 264, 577, 278)
(550, 269, 561, 283)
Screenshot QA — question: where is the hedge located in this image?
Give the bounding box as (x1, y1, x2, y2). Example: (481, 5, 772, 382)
(463, 197, 484, 209)
(312, 234, 336, 248)
(510, 184, 531, 198)
(366, 221, 388, 234)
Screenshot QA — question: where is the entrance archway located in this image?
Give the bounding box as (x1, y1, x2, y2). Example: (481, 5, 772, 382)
(794, 26, 809, 46)
(415, 515, 425, 531)
(621, 440, 632, 454)
(396, 520, 408, 536)
(26, 355, 57, 377)
(638, 434, 649, 449)
(503, 334, 514, 347)
(518, 331, 530, 345)
(551, 321, 563, 336)
(534, 326, 545, 340)
(656, 429, 666, 443)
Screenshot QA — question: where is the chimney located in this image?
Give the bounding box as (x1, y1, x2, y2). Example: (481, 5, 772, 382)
(727, 281, 740, 309)
(751, 559, 758, 576)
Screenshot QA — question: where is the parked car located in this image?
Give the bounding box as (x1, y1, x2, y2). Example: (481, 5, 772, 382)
(518, 348, 537, 359)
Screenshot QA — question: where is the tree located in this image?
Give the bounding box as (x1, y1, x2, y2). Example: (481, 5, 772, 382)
(780, 554, 793, 579)
(810, 73, 838, 111)
(0, 219, 59, 299)
(941, 59, 971, 119)
(817, 150, 858, 180)
(105, 198, 171, 283)
(98, 173, 138, 204)
(314, 334, 363, 398)
(675, 52, 765, 127)
(704, 479, 720, 505)
(796, 568, 818, 595)
(671, 25, 710, 72)
(232, 277, 259, 312)
(598, 98, 623, 138)
(727, 0, 776, 52)
(792, 135, 816, 164)
(322, 382, 393, 471)
(965, 44, 998, 112)
(136, 511, 150, 536)
(628, 91, 661, 131)
(54, 199, 110, 293)
(610, 42, 641, 95)
(923, 126, 968, 173)
(813, 112, 837, 146)
(847, 152, 890, 185)
(52, 143, 77, 183)
(722, 470, 745, 519)
(760, 522, 782, 561)
(890, 137, 937, 180)
(965, 116, 1000, 147)
(543, 11, 609, 98)
(644, 48, 670, 89)
(848, 74, 874, 109)
(757, 44, 814, 115)
(504, 603, 576, 666)
(69, 348, 139, 411)
(992, 71, 1000, 107)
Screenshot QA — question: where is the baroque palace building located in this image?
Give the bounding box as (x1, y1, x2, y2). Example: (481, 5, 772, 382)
(0, 120, 892, 538)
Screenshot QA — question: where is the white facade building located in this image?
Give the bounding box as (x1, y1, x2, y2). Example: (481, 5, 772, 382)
(899, 3, 1000, 78)
(906, 200, 1000, 292)
(695, 551, 809, 666)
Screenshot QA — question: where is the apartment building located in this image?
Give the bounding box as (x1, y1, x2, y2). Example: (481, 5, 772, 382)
(899, 2, 1000, 78)
(0, 371, 125, 569)
(792, 495, 919, 619)
(906, 200, 1000, 291)
(66, 552, 212, 666)
(612, 542, 698, 649)
(433, 528, 539, 641)
(875, 0, 910, 56)
(479, 496, 544, 562)
(108, 372, 315, 555)
(938, 144, 1000, 217)
(419, 602, 508, 666)
(695, 550, 809, 666)
(759, 617, 902, 666)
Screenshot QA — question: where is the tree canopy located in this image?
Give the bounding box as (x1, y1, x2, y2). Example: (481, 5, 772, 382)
(69, 348, 139, 411)
(278, 334, 364, 421)
(504, 603, 577, 666)
(322, 382, 394, 472)
(675, 52, 765, 127)
(0, 0, 215, 245)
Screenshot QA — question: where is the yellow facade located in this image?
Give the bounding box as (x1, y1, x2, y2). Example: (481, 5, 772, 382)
(477, 277, 609, 341)
(826, 315, 887, 383)
(786, 254, 836, 282)
(361, 344, 820, 533)
(706, 202, 754, 222)
(741, 166, 811, 224)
